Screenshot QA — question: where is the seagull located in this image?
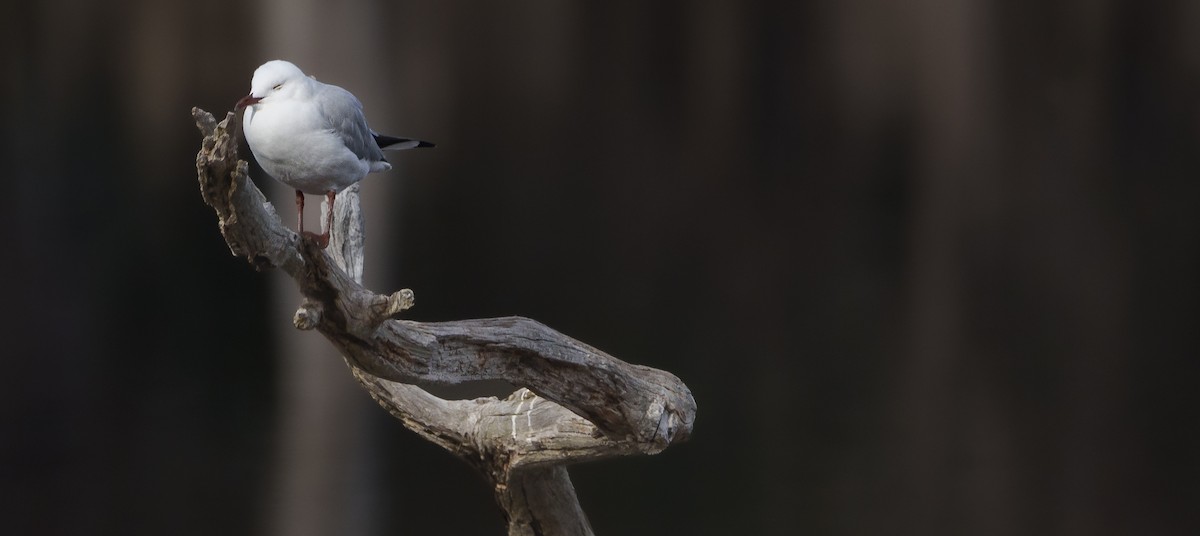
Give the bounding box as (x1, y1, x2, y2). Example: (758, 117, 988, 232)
(235, 60, 432, 248)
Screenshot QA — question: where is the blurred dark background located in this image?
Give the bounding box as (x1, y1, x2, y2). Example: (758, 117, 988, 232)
(3, 0, 1198, 534)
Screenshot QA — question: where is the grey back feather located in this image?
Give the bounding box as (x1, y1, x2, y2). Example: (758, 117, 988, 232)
(314, 83, 386, 163)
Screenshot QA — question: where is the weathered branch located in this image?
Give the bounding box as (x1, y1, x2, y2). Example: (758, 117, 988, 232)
(193, 107, 696, 534)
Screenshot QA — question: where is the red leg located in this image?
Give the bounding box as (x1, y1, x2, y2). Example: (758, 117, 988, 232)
(295, 190, 305, 232)
(325, 191, 337, 233)
(315, 191, 336, 249)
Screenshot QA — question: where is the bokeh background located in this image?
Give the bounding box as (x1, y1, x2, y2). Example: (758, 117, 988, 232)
(3, 0, 1199, 534)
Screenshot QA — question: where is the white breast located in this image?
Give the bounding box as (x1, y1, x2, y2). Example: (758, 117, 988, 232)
(243, 99, 372, 195)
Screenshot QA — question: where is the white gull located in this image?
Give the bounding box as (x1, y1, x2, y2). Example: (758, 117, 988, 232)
(235, 60, 432, 248)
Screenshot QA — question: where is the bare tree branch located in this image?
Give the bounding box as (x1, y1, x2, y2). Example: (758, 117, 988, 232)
(193, 108, 696, 534)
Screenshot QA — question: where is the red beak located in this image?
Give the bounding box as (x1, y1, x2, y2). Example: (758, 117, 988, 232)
(235, 94, 262, 110)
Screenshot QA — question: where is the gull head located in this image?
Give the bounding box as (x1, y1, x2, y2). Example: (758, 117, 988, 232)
(236, 60, 308, 110)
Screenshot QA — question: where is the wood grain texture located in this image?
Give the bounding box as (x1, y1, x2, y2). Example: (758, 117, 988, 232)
(193, 108, 694, 534)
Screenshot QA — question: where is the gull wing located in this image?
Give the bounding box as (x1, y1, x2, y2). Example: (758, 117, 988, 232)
(314, 83, 386, 163)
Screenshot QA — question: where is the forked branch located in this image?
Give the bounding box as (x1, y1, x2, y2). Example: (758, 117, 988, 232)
(193, 108, 695, 535)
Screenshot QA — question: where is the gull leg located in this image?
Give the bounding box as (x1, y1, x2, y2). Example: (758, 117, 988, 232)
(295, 190, 305, 232)
(314, 190, 336, 249)
(298, 189, 332, 249)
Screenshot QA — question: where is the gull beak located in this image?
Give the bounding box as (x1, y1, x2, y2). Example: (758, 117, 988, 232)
(235, 93, 262, 110)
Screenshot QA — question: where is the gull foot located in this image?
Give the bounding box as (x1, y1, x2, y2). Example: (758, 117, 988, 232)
(302, 231, 330, 249)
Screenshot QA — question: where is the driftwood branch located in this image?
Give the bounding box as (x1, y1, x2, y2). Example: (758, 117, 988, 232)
(193, 108, 696, 535)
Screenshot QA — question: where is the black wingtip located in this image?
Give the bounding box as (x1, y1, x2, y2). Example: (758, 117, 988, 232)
(374, 134, 436, 150)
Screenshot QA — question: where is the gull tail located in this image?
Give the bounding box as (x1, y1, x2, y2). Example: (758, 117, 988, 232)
(374, 133, 435, 151)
